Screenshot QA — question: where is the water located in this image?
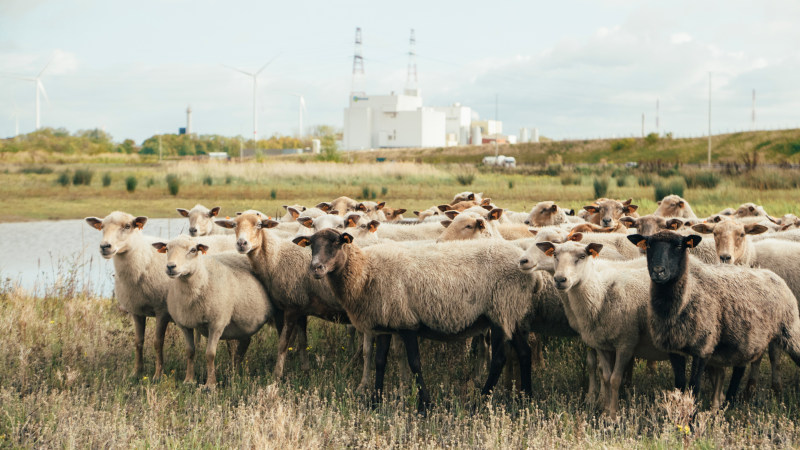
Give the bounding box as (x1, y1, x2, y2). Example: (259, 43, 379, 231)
(0, 218, 188, 297)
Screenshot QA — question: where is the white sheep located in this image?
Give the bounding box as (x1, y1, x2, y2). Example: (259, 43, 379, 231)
(653, 195, 698, 219)
(152, 235, 274, 387)
(177, 204, 233, 236)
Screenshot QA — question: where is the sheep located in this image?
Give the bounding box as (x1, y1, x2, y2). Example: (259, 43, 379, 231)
(533, 240, 679, 416)
(215, 213, 350, 379)
(317, 196, 359, 215)
(367, 221, 448, 241)
(582, 198, 638, 232)
(619, 215, 685, 236)
(439, 209, 535, 242)
(653, 195, 698, 220)
(353, 201, 388, 221)
(382, 206, 407, 222)
(295, 213, 347, 237)
(524, 201, 570, 227)
(452, 191, 483, 203)
(414, 206, 446, 222)
(735, 202, 768, 218)
(177, 204, 233, 236)
(280, 205, 307, 222)
(151, 235, 274, 387)
(292, 229, 543, 412)
(627, 231, 800, 407)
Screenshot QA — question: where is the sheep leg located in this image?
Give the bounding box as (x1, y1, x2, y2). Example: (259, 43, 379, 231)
(392, 336, 411, 384)
(595, 350, 614, 411)
(398, 330, 432, 414)
(480, 325, 508, 396)
(768, 341, 782, 394)
(607, 348, 635, 417)
(688, 356, 707, 400)
(510, 330, 533, 397)
(372, 333, 393, 406)
(529, 332, 544, 368)
(585, 348, 599, 405)
(179, 326, 196, 384)
(235, 336, 251, 370)
(707, 366, 725, 409)
(132, 314, 146, 377)
(204, 326, 224, 388)
(356, 332, 375, 393)
(668, 353, 687, 391)
(724, 366, 746, 407)
(273, 312, 300, 378)
(296, 315, 311, 372)
(744, 355, 763, 400)
(469, 334, 488, 384)
(153, 313, 170, 379)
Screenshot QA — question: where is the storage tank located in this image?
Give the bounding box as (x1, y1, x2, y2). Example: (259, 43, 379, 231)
(519, 127, 529, 143)
(471, 126, 482, 145)
(311, 139, 321, 154)
(532, 127, 540, 143)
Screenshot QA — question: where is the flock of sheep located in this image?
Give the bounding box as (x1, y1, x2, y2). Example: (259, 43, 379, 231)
(84, 191, 800, 416)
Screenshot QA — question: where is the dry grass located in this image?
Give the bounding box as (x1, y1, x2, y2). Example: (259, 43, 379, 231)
(2, 270, 800, 447)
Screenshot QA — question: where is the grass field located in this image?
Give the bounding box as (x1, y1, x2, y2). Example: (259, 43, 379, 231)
(3, 159, 800, 447)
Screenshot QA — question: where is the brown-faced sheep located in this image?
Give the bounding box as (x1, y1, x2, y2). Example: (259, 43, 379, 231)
(653, 195, 698, 220)
(524, 201, 569, 227)
(293, 230, 542, 413)
(152, 235, 274, 387)
(582, 198, 638, 232)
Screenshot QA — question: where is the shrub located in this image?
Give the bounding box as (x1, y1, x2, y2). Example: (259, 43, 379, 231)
(508, 180, 514, 189)
(381, 186, 388, 196)
(616, 176, 630, 187)
(20, 165, 53, 174)
(125, 176, 138, 193)
(654, 178, 685, 201)
(203, 175, 213, 186)
(371, 189, 377, 200)
(146, 178, 155, 187)
(593, 178, 610, 199)
(56, 171, 70, 187)
(645, 132, 659, 146)
(560, 174, 582, 186)
(453, 165, 476, 186)
(225, 175, 233, 185)
(72, 168, 93, 186)
(737, 170, 791, 190)
(682, 171, 720, 189)
(611, 138, 636, 152)
(166, 174, 180, 196)
(270, 188, 277, 200)
(361, 186, 370, 199)
(637, 173, 655, 187)
(102, 172, 112, 187)
(545, 164, 562, 176)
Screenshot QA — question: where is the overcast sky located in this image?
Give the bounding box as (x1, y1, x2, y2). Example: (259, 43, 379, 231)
(2, 0, 799, 143)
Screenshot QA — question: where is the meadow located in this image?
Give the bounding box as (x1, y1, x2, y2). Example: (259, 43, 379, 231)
(2, 159, 800, 447)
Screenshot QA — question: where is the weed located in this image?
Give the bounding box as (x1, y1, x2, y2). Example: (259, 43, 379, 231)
(72, 168, 93, 186)
(654, 178, 685, 201)
(102, 172, 112, 187)
(593, 178, 610, 198)
(125, 176, 137, 193)
(166, 174, 180, 196)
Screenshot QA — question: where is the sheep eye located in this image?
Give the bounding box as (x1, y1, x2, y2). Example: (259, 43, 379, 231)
(190, 248, 197, 253)
(337, 225, 344, 229)
(740, 233, 745, 237)
(579, 255, 585, 260)
(466, 225, 472, 229)
(124, 224, 131, 230)
(524, 220, 530, 225)
(255, 223, 262, 229)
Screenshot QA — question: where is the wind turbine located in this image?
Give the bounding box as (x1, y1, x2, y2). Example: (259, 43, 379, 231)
(289, 93, 306, 138)
(2, 58, 52, 130)
(222, 56, 278, 148)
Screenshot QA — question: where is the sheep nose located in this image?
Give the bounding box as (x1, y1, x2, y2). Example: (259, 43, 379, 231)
(554, 275, 567, 283)
(237, 239, 248, 248)
(602, 218, 612, 226)
(166, 263, 176, 270)
(189, 227, 198, 236)
(719, 254, 732, 264)
(519, 258, 529, 266)
(100, 242, 111, 251)
(652, 266, 665, 275)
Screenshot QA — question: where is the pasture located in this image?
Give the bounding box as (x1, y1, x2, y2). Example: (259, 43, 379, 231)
(2, 160, 800, 447)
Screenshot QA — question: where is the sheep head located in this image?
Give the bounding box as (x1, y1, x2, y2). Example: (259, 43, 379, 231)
(153, 235, 208, 278)
(628, 231, 701, 284)
(293, 229, 354, 280)
(85, 211, 148, 259)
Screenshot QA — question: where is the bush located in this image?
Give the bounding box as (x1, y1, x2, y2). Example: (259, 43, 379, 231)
(56, 171, 70, 187)
(270, 188, 277, 200)
(682, 171, 720, 189)
(125, 176, 138, 193)
(102, 172, 112, 187)
(593, 178, 610, 199)
(381, 186, 388, 196)
(20, 165, 53, 174)
(545, 164, 562, 176)
(146, 178, 155, 187)
(560, 174, 582, 186)
(453, 165, 476, 186)
(72, 168, 93, 186)
(616, 176, 630, 187)
(654, 178, 685, 201)
(361, 186, 370, 199)
(225, 175, 233, 185)
(166, 174, 180, 196)
(645, 132, 659, 146)
(637, 173, 655, 187)
(737, 170, 792, 190)
(611, 138, 636, 152)
(508, 180, 514, 189)
(203, 175, 213, 186)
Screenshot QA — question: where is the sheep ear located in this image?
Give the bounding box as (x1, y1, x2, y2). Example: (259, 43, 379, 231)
(292, 236, 310, 247)
(550, 204, 558, 212)
(288, 207, 301, 219)
(622, 198, 632, 205)
(298, 217, 314, 229)
(691, 223, 714, 234)
(466, 193, 475, 201)
(568, 232, 583, 242)
(744, 223, 769, 235)
(196, 244, 209, 255)
(329, 210, 340, 215)
(339, 233, 354, 245)
(585, 243, 603, 258)
(565, 209, 575, 216)
(394, 208, 407, 215)
(315, 202, 331, 212)
(619, 217, 636, 228)
(528, 229, 538, 235)
(209, 207, 221, 217)
(625, 204, 639, 214)
(177, 208, 190, 218)
(413, 210, 420, 216)
(133, 217, 148, 230)
(441, 220, 452, 228)
(357, 203, 367, 212)
(481, 205, 493, 211)
(627, 234, 647, 250)
(749, 205, 755, 212)
(536, 242, 556, 257)
(488, 208, 503, 221)
(368, 220, 380, 233)
(583, 205, 599, 213)
(684, 235, 701, 248)
(376, 202, 385, 210)
(152, 242, 167, 253)
(261, 219, 279, 229)
(657, 201, 662, 205)
(215, 219, 235, 229)
(678, 201, 685, 209)
(282, 205, 289, 211)
(481, 198, 492, 206)
(444, 210, 459, 220)
(476, 219, 486, 230)
(666, 219, 684, 230)
(342, 214, 356, 228)
(437, 204, 450, 212)
(85, 217, 103, 231)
